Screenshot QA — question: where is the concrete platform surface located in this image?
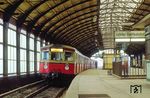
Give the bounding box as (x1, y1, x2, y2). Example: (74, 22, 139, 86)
(64, 69, 150, 98)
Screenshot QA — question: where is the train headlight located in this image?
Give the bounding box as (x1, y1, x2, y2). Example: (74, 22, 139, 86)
(65, 64, 69, 70)
(44, 63, 48, 69)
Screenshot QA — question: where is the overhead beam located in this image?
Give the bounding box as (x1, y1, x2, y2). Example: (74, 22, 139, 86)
(62, 25, 97, 42)
(54, 15, 96, 39)
(71, 33, 95, 45)
(59, 22, 97, 41)
(54, 19, 92, 38)
(43, 14, 96, 41)
(16, 0, 46, 27)
(3, 0, 23, 22)
(41, 5, 97, 36)
(45, 11, 97, 41)
(30, 0, 92, 34)
(72, 35, 96, 46)
(43, 10, 97, 40)
(26, 0, 68, 32)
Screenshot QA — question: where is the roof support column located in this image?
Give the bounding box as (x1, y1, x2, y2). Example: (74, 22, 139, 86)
(145, 25, 150, 60)
(26, 33, 30, 74)
(34, 37, 37, 73)
(16, 27, 21, 75)
(3, 20, 8, 77)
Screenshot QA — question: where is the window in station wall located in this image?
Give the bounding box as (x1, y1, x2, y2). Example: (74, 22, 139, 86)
(20, 49, 27, 73)
(20, 29, 26, 48)
(8, 46, 16, 74)
(37, 53, 40, 71)
(29, 34, 35, 73)
(0, 24, 3, 43)
(20, 29, 27, 74)
(30, 34, 34, 50)
(29, 51, 34, 72)
(8, 29, 16, 46)
(37, 39, 41, 72)
(8, 24, 17, 75)
(0, 18, 3, 24)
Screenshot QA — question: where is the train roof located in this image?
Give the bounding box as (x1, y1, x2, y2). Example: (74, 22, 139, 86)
(41, 44, 74, 50)
(41, 44, 90, 60)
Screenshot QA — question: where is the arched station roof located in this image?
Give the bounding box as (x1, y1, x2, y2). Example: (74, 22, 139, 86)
(0, 0, 149, 56)
(0, 0, 102, 57)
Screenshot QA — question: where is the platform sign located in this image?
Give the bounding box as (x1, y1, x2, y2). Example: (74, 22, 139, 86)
(146, 60, 150, 80)
(115, 31, 145, 38)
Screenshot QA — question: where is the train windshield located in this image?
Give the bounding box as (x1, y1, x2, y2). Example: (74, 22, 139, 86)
(51, 52, 63, 61)
(65, 52, 73, 61)
(41, 51, 49, 60)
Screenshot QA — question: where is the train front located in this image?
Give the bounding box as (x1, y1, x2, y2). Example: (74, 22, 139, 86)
(39, 45, 75, 79)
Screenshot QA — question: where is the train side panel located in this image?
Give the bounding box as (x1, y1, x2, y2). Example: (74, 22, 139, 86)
(40, 62, 74, 74)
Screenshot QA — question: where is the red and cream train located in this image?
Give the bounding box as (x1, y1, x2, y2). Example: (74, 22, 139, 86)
(39, 44, 97, 79)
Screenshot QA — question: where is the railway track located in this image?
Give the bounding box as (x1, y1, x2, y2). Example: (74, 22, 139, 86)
(0, 80, 66, 98)
(0, 80, 48, 98)
(33, 87, 66, 98)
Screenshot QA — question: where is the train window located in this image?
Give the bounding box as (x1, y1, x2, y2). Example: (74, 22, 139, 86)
(65, 52, 73, 61)
(42, 51, 49, 60)
(51, 52, 63, 61)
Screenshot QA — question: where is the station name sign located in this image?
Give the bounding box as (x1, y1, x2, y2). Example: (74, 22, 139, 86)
(115, 31, 145, 38)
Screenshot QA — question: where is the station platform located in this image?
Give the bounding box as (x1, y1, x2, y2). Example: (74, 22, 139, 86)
(64, 69, 150, 98)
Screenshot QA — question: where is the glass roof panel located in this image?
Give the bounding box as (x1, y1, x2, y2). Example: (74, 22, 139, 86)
(99, 0, 143, 49)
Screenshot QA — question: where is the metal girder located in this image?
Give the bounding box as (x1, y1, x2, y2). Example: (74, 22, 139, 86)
(137, 8, 150, 13)
(30, 0, 92, 34)
(80, 43, 97, 54)
(100, 1, 141, 5)
(130, 17, 141, 21)
(54, 15, 96, 39)
(99, 11, 142, 16)
(72, 35, 99, 46)
(77, 37, 95, 46)
(16, 0, 46, 27)
(41, 5, 97, 36)
(43, 9, 97, 39)
(100, 6, 137, 11)
(73, 35, 96, 46)
(56, 28, 95, 44)
(64, 27, 97, 44)
(68, 33, 97, 47)
(99, 0, 144, 49)
(44, 14, 97, 41)
(71, 34, 95, 45)
(26, 0, 68, 32)
(3, 0, 23, 22)
(62, 30, 95, 45)
(62, 25, 97, 42)
(58, 22, 97, 41)
(96, 0, 102, 49)
(54, 18, 93, 39)
(45, 11, 97, 40)
(81, 43, 96, 50)
(142, 2, 150, 6)
(78, 45, 96, 54)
